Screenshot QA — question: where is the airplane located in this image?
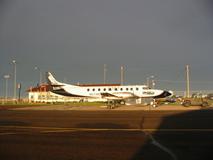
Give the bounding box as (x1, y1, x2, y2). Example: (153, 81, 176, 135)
(46, 72, 172, 108)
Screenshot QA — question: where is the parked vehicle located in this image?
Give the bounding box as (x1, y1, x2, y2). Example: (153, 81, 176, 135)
(156, 97, 177, 105)
(206, 93, 213, 100)
(182, 97, 211, 107)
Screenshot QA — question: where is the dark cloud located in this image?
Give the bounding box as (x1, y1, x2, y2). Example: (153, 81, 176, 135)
(0, 0, 213, 97)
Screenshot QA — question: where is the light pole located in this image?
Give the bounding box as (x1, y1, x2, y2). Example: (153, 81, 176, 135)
(146, 77, 149, 87)
(120, 66, 124, 85)
(4, 74, 10, 102)
(34, 66, 42, 85)
(12, 60, 16, 101)
(104, 64, 107, 84)
(151, 79, 155, 89)
(186, 65, 190, 98)
(146, 75, 154, 88)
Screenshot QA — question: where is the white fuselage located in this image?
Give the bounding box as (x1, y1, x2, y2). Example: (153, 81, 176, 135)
(55, 83, 165, 99)
(47, 72, 172, 100)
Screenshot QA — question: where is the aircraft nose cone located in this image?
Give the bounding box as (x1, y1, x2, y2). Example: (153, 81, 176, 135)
(154, 90, 173, 98)
(163, 90, 172, 97)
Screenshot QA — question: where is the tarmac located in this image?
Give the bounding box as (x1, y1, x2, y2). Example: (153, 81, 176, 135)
(10, 104, 211, 111)
(1, 104, 213, 160)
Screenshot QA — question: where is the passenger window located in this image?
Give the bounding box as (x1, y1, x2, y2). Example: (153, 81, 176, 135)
(92, 88, 95, 91)
(87, 89, 90, 92)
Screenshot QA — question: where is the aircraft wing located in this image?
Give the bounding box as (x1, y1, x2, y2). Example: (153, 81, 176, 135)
(101, 92, 139, 99)
(101, 93, 119, 98)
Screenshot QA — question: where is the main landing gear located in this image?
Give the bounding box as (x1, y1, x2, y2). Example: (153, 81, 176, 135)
(150, 99, 158, 108)
(107, 100, 125, 109)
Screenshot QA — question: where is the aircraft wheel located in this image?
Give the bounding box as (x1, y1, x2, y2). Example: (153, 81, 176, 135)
(202, 102, 209, 107)
(183, 100, 191, 107)
(153, 104, 157, 108)
(120, 100, 125, 105)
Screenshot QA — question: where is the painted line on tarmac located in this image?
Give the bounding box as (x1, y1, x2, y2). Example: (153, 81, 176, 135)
(1, 125, 213, 133)
(0, 125, 141, 132)
(0, 132, 16, 135)
(147, 133, 178, 160)
(41, 128, 213, 133)
(40, 128, 143, 133)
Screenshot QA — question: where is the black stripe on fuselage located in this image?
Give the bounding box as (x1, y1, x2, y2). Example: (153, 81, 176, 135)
(51, 89, 86, 97)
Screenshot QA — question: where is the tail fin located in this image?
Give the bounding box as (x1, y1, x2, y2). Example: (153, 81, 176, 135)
(46, 72, 63, 86)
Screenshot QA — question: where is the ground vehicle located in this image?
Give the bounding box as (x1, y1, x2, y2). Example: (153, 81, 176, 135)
(206, 93, 213, 100)
(182, 97, 211, 107)
(156, 97, 177, 105)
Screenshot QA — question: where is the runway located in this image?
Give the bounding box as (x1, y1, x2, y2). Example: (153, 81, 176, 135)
(0, 108, 213, 160)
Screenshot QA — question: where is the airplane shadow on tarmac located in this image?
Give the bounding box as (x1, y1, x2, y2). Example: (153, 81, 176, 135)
(1, 109, 213, 160)
(131, 109, 213, 160)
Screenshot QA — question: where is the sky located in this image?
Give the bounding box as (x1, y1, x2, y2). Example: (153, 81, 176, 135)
(0, 0, 213, 97)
